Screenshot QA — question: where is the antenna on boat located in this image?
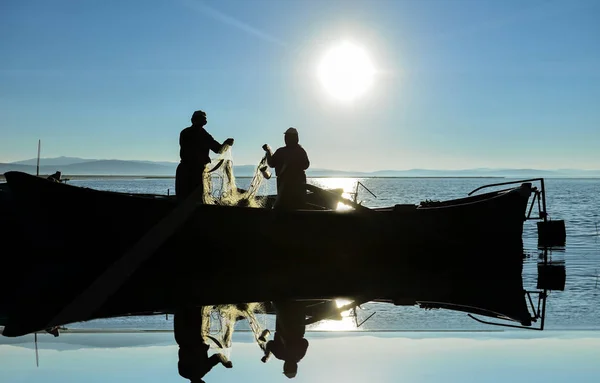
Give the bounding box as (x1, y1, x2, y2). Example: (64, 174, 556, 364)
(34, 332, 39, 367)
(36, 139, 41, 177)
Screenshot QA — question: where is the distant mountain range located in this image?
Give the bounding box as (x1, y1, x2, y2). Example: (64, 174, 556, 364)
(9, 156, 178, 168)
(1, 156, 599, 178)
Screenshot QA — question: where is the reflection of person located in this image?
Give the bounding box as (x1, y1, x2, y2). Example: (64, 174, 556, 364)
(176, 110, 234, 202)
(174, 307, 233, 383)
(261, 301, 309, 379)
(263, 127, 310, 210)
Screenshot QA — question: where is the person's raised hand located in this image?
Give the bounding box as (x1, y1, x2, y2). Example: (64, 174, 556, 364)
(224, 138, 234, 146)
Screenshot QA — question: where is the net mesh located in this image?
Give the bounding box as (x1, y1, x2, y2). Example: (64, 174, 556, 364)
(198, 146, 270, 348)
(202, 145, 270, 208)
(203, 303, 267, 353)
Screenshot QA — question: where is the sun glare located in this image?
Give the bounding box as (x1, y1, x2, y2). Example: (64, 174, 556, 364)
(317, 41, 376, 102)
(309, 178, 358, 211)
(308, 299, 359, 331)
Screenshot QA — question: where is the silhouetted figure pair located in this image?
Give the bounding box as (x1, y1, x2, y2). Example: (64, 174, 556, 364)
(263, 127, 310, 210)
(174, 110, 235, 382)
(261, 301, 309, 379)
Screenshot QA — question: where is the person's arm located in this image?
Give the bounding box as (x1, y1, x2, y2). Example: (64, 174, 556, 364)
(205, 129, 234, 154)
(261, 340, 273, 363)
(202, 129, 221, 153)
(263, 145, 278, 168)
(179, 130, 186, 153)
(220, 137, 235, 152)
(300, 147, 310, 170)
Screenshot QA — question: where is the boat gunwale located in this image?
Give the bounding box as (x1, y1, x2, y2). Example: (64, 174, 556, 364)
(4, 171, 533, 215)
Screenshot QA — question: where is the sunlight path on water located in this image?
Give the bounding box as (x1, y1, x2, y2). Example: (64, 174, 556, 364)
(308, 178, 359, 211)
(308, 299, 360, 331)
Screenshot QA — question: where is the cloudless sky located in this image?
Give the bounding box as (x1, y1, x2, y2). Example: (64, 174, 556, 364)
(2, 332, 600, 382)
(1, 0, 599, 171)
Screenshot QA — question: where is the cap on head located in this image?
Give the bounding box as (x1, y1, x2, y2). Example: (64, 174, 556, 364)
(284, 127, 298, 136)
(191, 110, 207, 125)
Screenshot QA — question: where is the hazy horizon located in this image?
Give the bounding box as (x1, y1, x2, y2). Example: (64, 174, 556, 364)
(2, 0, 599, 171)
(8, 154, 600, 170)
(2, 155, 600, 178)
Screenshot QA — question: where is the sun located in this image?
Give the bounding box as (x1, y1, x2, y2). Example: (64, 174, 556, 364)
(317, 41, 376, 102)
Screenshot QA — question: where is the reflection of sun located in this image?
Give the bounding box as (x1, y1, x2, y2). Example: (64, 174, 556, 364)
(309, 299, 360, 332)
(317, 41, 376, 102)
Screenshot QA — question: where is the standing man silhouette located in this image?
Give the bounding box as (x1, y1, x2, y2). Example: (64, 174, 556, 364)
(176, 110, 234, 202)
(263, 127, 309, 210)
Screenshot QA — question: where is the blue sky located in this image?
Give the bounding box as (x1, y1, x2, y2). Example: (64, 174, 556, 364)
(2, 332, 600, 382)
(1, 0, 599, 171)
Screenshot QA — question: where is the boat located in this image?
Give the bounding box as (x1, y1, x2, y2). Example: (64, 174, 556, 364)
(0, 171, 558, 337)
(0, 181, 25, 249)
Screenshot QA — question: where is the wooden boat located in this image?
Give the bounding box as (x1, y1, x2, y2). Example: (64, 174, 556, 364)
(0, 182, 25, 248)
(1, 171, 540, 337)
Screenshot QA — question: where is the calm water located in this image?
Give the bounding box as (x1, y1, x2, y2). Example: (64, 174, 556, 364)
(60, 176, 600, 332)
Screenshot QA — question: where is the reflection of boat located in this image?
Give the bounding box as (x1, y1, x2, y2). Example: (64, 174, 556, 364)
(1, 171, 556, 337)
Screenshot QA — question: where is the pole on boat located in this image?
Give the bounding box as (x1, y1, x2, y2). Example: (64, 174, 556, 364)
(36, 139, 41, 177)
(34, 332, 39, 367)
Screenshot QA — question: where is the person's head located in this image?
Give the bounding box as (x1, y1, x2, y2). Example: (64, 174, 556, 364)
(191, 110, 207, 126)
(284, 127, 299, 146)
(283, 360, 298, 379)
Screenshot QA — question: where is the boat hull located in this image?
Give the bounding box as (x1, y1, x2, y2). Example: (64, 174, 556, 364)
(1, 171, 533, 336)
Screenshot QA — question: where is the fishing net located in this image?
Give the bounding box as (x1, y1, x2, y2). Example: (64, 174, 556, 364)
(203, 303, 268, 353)
(198, 146, 271, 348)
(202, 144, 270, 208)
